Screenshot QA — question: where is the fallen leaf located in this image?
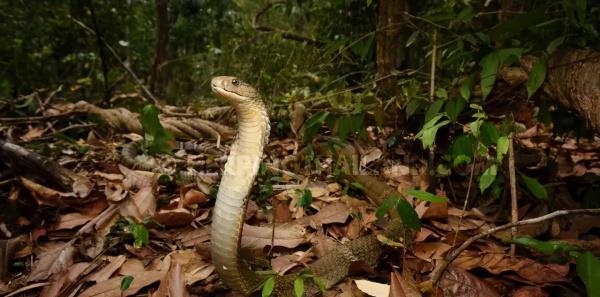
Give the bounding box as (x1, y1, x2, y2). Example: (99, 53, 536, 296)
(354, 279, 390, 297)
(177, 227, 211, 248)
(412, 242, 452, 261)
(360, 148, 382, 168)
(511, 286, 548, 297)
(119, 186, 156, 222)
(389, 271, 422, 297)
(51, 212, 95, 230)
(153, 208, 194, 227)
(439, 266, 500, 297)
(88, 255, 127, 282)
(182, 189, 207, 207)
(28, 241, 76, 282)
(79, 271, 165, 297)
(295, 202, 351, 228)
(241, 223, 307, 249)
(20, 126, 45, 141)
(40, 262, 92, 297)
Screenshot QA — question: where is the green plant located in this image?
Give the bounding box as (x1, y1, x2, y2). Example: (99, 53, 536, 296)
(140, 104, 174, 155)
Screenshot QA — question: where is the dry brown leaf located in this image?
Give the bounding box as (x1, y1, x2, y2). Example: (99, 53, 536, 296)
(88, 255, 127, 282)
(79, 271, 165, 297)
(28, 241, 76, 282)
(19, 177, 63, 206)
(272, 198, 293, 223)
(40, 262, 91, 297)
(153, 208, 194, 227)
(20, 126, 46, 141)
(51, 212, 95, 230)
(181, 189, 207, 207)
(119, 165, 153, 190)
(154, 262, 190, 297)
(455, 251, 569, 283)
(119, 258, 146, 275)
(271, 253, 302, 275)
(360, 148, 382, 168)
(439, 266, 500, 297)
(295, 202, 351, 228)
(165, 250, 214, 285)
(119, 186, 156, 222)
(177, 227, 211, 248)
(412, 242, 452, 261)
(354, 279, 390, 297)
(389, 271, 421, 297)
(241, 223, 307, 249)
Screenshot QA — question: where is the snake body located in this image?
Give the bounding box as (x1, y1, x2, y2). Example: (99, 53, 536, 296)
(210, 76, 384, 296)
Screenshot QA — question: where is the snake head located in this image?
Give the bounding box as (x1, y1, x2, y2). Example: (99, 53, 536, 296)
(211, 76, 261, 105)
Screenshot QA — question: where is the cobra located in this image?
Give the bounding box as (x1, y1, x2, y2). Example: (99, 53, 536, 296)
(210, 76, 383, 296)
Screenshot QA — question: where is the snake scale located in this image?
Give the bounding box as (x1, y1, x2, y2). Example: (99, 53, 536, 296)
(210, 76, 384, 296)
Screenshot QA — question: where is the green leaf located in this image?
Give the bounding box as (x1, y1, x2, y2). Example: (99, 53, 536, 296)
(396, 199, 421, 230)
(141, 104, 174, 155)
(366, 0, 373, 7)
(480, 48, 526, 100)
(518, 172, 548, 199)
(424, 99, 446, 123)
(576, 251, 600, 297)
(295, 189, 313, 207)
(310, 275, 327, 291)
(303, 112, 330, 143)
(406, 189, 447, 202)
(130, 223, 149, 248)
(460, 75, 475, 101)
(479, 164, 498, 193)
(294, 276, 305, 297)
(480, 122, 500, 146)
(405, 31, 419, 48)
(468, 119, 483, 137)
(526, 58, 547, 99)
(435, 88, 448, 100)
(415, 114, 450, 149)
(546, 36, 565, 54)
(405, 98, 426, 119)
(451, 134, 475, 166)
(496, 136, 509, 161)
(445, 98, 466, 123)
(262, 276, 275, 297)
(120, 275, 134, 291)
(512, 237, 580, 255)
(479, 51, 500, 100)
(376, 196, 400, 219)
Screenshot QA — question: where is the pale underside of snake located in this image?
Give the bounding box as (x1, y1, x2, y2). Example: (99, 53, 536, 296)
(210, 76, 384, 296)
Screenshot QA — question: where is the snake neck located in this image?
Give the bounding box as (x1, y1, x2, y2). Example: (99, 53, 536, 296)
(211, 101, 270, 295)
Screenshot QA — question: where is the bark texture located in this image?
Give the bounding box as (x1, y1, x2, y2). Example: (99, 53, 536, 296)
(544, 49, 600, 133)
(375, 0, 408, 97)
(150, 0, 170, 96)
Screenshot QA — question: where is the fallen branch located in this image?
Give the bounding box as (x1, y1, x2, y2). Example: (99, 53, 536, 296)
(431, 208, 600, 284)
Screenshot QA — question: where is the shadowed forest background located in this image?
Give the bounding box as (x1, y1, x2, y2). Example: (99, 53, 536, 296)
(1, 0, 600, 296)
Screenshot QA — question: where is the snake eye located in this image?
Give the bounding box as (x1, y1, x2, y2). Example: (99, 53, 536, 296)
(232, 79, 240, 86)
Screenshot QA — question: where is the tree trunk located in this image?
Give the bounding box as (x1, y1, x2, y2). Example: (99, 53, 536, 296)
(375, 0, 407, 98)
(149, 0, 170, 97)
(543, 49, 600, 133)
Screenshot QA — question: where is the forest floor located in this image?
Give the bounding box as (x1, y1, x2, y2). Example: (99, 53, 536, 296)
(0, 87, 599, 297)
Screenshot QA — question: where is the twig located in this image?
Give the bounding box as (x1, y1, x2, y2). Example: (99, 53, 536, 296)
(427, 29, 437, 193)
(431, 208, 600, 284)
(508, 133, 518, 257)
